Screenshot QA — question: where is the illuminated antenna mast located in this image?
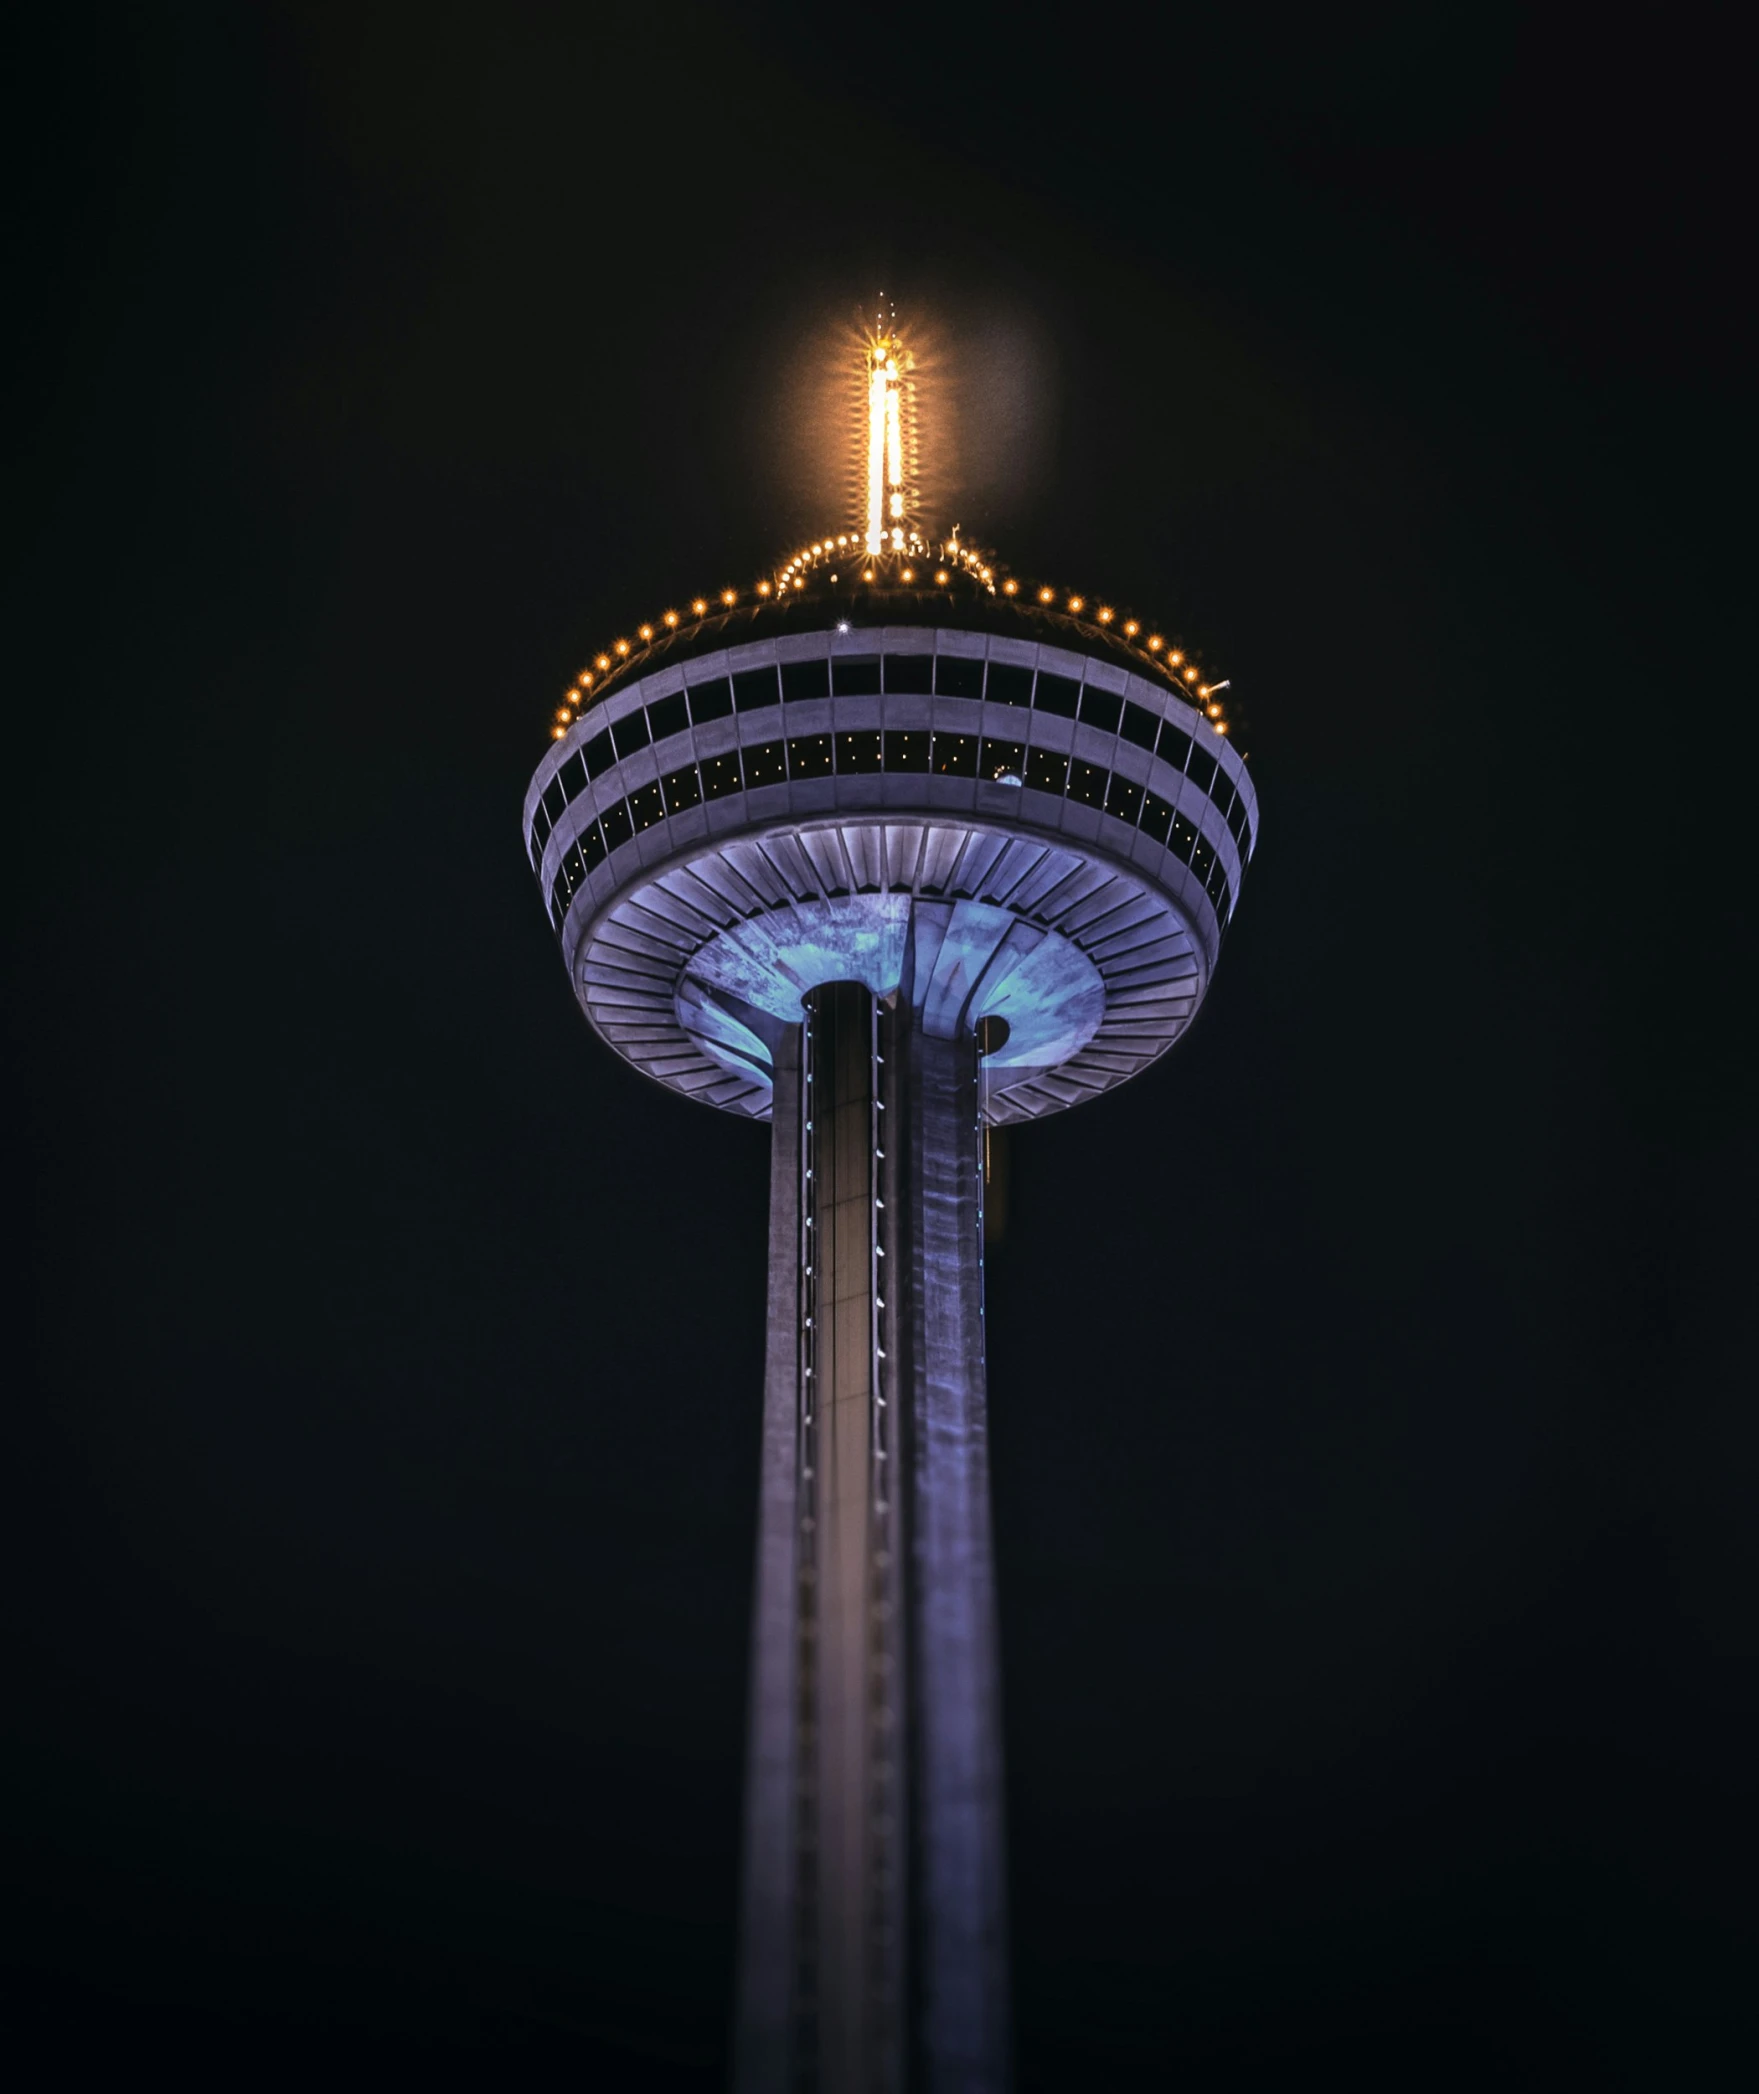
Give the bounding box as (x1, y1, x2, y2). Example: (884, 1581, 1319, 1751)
(865, 316, 910, 556)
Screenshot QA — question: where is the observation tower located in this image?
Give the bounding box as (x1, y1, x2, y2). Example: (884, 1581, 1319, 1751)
(522, 330, 1257, 2094)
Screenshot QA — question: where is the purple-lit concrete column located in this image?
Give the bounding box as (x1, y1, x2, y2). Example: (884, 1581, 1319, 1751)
(897, 1016, 1010, 2094)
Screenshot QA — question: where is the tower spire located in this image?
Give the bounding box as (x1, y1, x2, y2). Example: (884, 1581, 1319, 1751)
(865, 306, 910, 556)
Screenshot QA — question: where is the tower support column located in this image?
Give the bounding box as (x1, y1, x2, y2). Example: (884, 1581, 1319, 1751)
(736, 983, 1008, 2094)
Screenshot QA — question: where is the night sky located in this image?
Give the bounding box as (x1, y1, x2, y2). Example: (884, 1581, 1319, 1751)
(7, 6, 1750, 2085)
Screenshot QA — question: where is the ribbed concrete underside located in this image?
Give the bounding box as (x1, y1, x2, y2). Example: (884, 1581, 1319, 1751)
(573, 818, 1205, 1126)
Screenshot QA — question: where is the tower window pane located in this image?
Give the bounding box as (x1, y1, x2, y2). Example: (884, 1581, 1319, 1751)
(836, 730, 883, 773)
(1141, 790, 1174, 843)
(884, 730, 930, 772)
(662, 764, 702, 813)
(733, 666, 780, 710)
(529, 816, 548, 865)
(687, 675, 733, 722)
(599, 800, 633, 852)
(1158, 722, 1192, 773)
(1078, 687, 1121, 734)
(1186, 745, 1217, 796)
(1105, 775, 1144, 825)
(832, 654, 881, 695)
(782, 659, 831, 701)
(583, 728, 614, 779)
(986, 664, 1033, 707)
(1033, 672, 1079, 717)
(628, 781, 665, 830)
(700, 751, 744, 799)
(581, 821, 608, 871)
(1190, 832, 1215, 880)
(884, 653, 934, 692)
(934, 655, 984, 699)
(542, 775, 567, 826)
(612, 709, 650, 759)
(1025, 746, 1068, 792)
(647, 690, 689, 744)
(1119, 701, 1158, 750)
(1067, 759, 1106, 805)
(744, 739, 786, 786)
(981, 737, 1026, 782)
(932, 732, 978, 776)
(788, 734, 834, 777)
(1170, 813, 1197, 863)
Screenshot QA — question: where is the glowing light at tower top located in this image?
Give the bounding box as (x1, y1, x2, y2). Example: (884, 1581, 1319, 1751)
(865, 330, 911, 556)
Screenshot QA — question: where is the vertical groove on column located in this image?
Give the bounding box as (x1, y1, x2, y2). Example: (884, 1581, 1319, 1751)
(735, 1027, 804, 2094)
(904, 1015, 1011, 2094)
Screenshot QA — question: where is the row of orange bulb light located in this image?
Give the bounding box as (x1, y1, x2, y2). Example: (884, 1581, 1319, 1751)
(551, 533, 1230, 741)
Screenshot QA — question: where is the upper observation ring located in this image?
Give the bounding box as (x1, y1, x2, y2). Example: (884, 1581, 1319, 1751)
(523, 606, 1257, 1124)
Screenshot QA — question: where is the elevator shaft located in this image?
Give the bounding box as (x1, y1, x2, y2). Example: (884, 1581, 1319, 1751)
(736, 982, 1009, 2094)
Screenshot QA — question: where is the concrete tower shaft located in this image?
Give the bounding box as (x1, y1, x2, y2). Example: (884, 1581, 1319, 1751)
(737, 975, 1006, 2093)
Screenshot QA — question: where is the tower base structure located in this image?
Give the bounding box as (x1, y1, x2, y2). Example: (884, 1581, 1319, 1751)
(736, 975, 1009, 2094)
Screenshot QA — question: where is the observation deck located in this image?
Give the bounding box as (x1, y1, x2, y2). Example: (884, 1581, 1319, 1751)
(523, 574, 1257, 1124)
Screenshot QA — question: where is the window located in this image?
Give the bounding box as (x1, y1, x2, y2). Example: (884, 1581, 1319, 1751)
(700, 751, 743, 799)
(1237, 811, 1254, 859)
(1214, 878, 1232, 928)
(884, 730, 930, 772)
(932, 732, 977, 776)
(560, 839, 585, 893)
(1026, 746, 1068, 792)
(1140, 789, 1174, 843)
(935, 654, 984, 699)
(549, 881, 567, 930)
(1034, 671, 1079, 717)
(687, 675, 733, 722)
(1157, 721, 1191, 773)
(1209, 772, 1235, 822)
(836, 730, 883, 773)
(1067, 759, 1106, 805)
(788, 733, 833, 777)
(647, 690, 689, 743)
(529, 817, 547, 867)
(884, 653, 933, 692)
(1119, 700, 1158, 750)
(1205, 853, 1227, 902)
(561, 750, 589, 799)
(987, 664, 1033, 707)
(1105, 774, 1143, 825)
(628, 781, 665, 830)
(611, 708, 650, 759)
(981, 737, 1026, 782)
(541, 774, 567, 828)
(1169, 812, 1197, 863)
(832, 654, 881, 695)
(744, 739, 786, 786)
(1078, 687, 1122, 734)
(599, 800, 633, 852)
(1227, 796, 1249, 847)
(583, 728, 614, 779)
(662, 764, 702, 813)
(733, 666, 780, 710)
(782, 658, 831, 701)
(1190, 831, 1215, 882)
(1186, 744, 1217, 797)
(581, 821, 607, 871)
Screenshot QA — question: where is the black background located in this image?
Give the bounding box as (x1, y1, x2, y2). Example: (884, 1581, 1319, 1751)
(6, 4, 1751, 2085)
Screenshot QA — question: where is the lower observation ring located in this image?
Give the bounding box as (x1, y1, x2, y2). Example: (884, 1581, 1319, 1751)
(570, 814, 1208, 1123)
